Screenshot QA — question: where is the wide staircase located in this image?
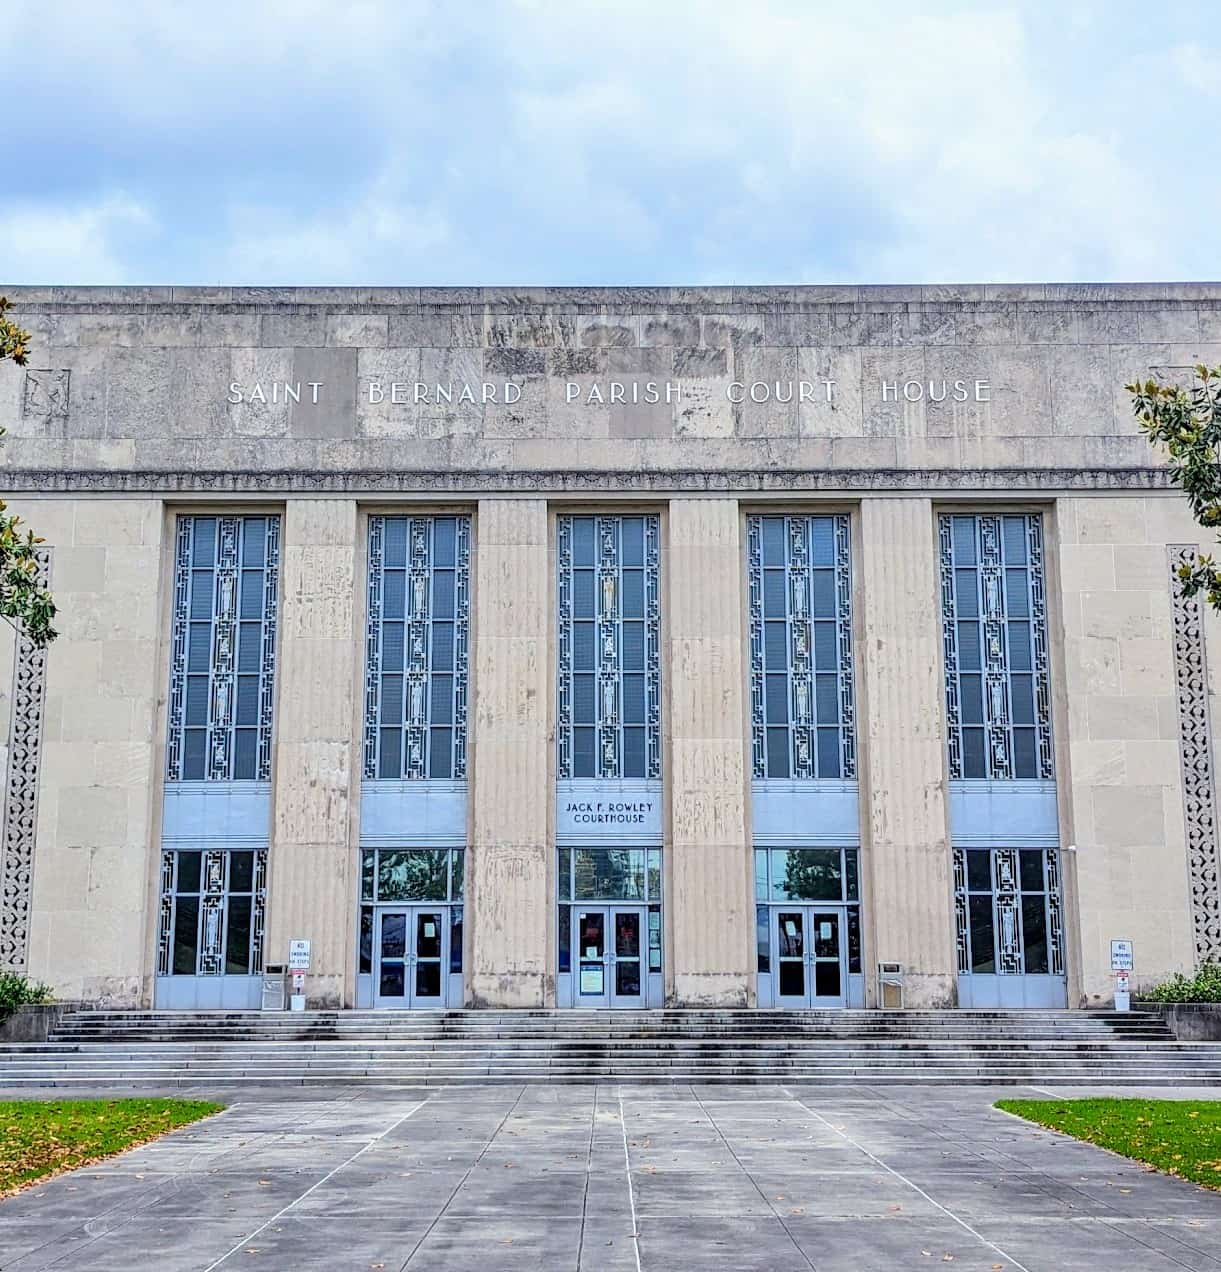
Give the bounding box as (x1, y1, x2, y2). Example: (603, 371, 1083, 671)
(0, 1008, 1217, 1086)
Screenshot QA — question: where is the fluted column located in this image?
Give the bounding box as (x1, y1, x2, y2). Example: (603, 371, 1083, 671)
(468, 499, 551, 1006)
(858, 497, 956, 1006)
(266, 499, 360, 1007)
(667, 498, 753, 1005)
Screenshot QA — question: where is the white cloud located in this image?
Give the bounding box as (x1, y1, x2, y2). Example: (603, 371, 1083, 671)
(0, 195, 154, 284)
(0, 1, 1217, 283)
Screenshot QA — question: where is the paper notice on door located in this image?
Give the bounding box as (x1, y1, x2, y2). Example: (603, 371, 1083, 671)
(784, 920, 798, 937)
(580, 967, 604, 994)
(584, 946, 599, 958)
(423, 921, 436, 938)
(819, 922, 832, 940)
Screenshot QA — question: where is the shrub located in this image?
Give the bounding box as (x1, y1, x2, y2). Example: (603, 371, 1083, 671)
(1140, 962, 1221, 1004)
(0, 972, 54, 1019)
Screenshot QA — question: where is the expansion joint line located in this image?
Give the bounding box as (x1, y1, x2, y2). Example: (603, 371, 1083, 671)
(201, 1096, 430, 1272)
(616, 1087, 643, 1272)
(783, 1088, 1033, 1272)
(688, 1086, 816, 1271)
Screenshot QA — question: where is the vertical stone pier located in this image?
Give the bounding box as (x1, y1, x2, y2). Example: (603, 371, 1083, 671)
(267, 499, 360, 1007)
(858, 497, 957, 1006)
(469, 498, 552, 1006)
(667, 498, 754, 1005)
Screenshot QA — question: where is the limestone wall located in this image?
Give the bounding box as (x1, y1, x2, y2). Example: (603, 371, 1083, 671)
(1056, 494, 1206, 1001)
(265, 499, 360, 1007)
(0, 285, 1218, 488)
(11, 497, 164, 1004)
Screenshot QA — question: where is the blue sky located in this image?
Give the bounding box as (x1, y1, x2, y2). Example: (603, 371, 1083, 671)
(1, 0, 1218, 285)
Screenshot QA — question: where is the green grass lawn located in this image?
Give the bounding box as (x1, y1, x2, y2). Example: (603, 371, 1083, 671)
(997, 1098, 1221, 1189)
(0, 1098, 223, 1195)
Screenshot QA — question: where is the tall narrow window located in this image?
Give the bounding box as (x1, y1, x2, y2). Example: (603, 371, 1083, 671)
(166, 515, 280, 782)
(557, 514, 661, 779)
(364, 515, 471, 780)
(747, 514, 854, 779)
(939, 513, 1053, 780)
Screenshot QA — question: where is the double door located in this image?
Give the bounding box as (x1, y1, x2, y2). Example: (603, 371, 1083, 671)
(773, 905, 847, 1007)
(374, 906, 448, 1008)
(573, 906, 646, 1007)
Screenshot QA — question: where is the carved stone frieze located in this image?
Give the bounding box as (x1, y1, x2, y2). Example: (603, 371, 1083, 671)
(0, 466, 1174, 495)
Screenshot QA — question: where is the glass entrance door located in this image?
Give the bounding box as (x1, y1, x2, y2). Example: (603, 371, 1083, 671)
(772, 906, 847, 1008)
(374, 906, 447, 1008)
(573, 906, 646, 1007)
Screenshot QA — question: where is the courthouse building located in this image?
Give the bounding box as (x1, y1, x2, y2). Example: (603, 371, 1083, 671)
(0, 282, 1218, 1013)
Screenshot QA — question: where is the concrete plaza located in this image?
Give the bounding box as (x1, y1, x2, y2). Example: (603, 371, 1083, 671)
(1, 1084, 1219, 1270)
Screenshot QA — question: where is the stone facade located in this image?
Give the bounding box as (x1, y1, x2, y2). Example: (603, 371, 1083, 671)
(1, 283, 1218, 1008)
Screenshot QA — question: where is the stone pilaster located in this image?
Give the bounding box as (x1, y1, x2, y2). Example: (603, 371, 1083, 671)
(667, 498, 753, 1005)
(266, 499, 359, 1007)
(858, 497, 956, 1006)
(468, 499, 551, 1006)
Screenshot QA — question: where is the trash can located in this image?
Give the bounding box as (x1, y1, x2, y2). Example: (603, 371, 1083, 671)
(261, 964, 287, 1011)
(877, 961, 904, 1009)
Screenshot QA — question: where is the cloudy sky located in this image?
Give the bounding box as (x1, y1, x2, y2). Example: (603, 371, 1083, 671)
(1, 1, 1218, 285)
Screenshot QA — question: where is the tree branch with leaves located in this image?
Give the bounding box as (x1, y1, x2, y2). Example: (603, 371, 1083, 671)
(1130, 364, 1221, 610)
(0, 295, 57, 646)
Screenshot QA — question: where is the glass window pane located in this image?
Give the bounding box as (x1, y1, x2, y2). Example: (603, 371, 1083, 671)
(558, 904, 571, 973)
(359, 905, 373, 974)
(845, 850, 859, 902)
(225, 895, 252, 974)
(1019, 849, 1045, 893)
(177, 851, 201, 893)
(1022, 894, 1049, 974)
(762, 517, 785, 566)
(847, 907, 862, 974)
(811, 570, 835, 618)
(1013, 729, 1037, 778)
(954, 571, 978, 618)
(1002, 515, 1027, 564)
(952, 516, 976, 565)
(172, 896, 199, 975)
(433, 517, 456, 567)
(816, 728, 841, 777)
(429, 729, 453, 778)
(962, 728, 986, 778)
(451, 850, 464, 901)
(229, 851, 253, 892)
(361, 851, 375, 902)
(763, 570, 786, 618)
(957, 622, 981, 671)
(648, 906, 662, 973)
(647, 849, 661, 900)
(756, 905, 770, 973)
(572, 849, 645, 900)
(969, 895, 995, 973)
(1005, 568, 1030, 618)
(815, 674, 839, 724)
(1007, 622, 1031, 671)
(378, 850, 448, 901)
(813, 621, 836, 668)
(771, 849, 841, 901)
(450, 905, 463, 972)
(766, 728, 790, 778)
(621, 570, 644, 618)
(765, 674, 788, 724)
(966, 850, 992, 892)
(754, 849, 768, 901)
(384, 518, 408, 568)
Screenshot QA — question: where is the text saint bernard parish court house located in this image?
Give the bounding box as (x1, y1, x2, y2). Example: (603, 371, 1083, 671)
(0, 283, 1216, 1012)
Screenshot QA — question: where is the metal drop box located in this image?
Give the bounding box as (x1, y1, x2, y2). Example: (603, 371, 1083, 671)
(261, 964, 287, 1011)
(877, 961, 904, 1009)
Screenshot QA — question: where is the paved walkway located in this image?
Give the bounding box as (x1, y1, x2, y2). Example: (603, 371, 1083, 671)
(1, 1085, 1220, 1270)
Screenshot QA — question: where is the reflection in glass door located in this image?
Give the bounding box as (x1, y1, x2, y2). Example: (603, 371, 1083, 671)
(374, 906, 447, 1007)
(773, 906, 847, 1008)
(573, 906, 646, 1007)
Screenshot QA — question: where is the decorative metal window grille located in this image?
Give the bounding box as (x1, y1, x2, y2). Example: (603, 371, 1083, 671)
(1169, 545, 1221, 963)
(748, 514, 855, 779)
(157, 848, 267, 976)
(364, 516, 471, 780)
(0, 548, 51, 974)
(939, 513, 1053, 780)
(166, 516, 280, 782)
(557, 515, 661, 780)
(953, 846, 1064, 976)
